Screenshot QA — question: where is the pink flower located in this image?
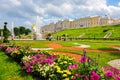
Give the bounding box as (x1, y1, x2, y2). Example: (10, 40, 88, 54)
(115, 76, 120, 80)
(26, 67, 31, 73)
(91, 73, 100, 80)
(48, 54, 57, 59)
(68, 64, 77, 70)
(105, 70, 114, 77)
(26, 66, 33, 73)
(41, 59, 54, 65)
(37, 49, 40, 52)
(74, 73, 78, 77)
(80, 55, 86, 63)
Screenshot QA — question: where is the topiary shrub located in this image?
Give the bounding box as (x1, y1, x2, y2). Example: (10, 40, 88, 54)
(3, 22, 11, 43)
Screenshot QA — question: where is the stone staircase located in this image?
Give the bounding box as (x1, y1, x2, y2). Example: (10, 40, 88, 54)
(78, 33, 85, 38)
(104, 32, 112, 38)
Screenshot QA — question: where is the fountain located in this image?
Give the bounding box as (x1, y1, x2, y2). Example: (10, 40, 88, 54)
(11, 22, 15, 40)
(32, 16, 43, 40)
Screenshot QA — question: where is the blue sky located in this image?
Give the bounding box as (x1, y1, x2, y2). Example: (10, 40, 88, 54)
(0, 0, 120, 30)
(107, 0, 120, 6)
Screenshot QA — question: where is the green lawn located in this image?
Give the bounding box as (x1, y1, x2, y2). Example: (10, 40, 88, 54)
(11, 40, 120, 50)
(11, 40, 52, 48)
(0, 51, 34, 80)
(56, 40, 120, 50)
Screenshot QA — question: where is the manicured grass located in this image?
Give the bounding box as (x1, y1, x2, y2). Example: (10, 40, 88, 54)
(0, 51, 34, 80)
(56, 40, 120, 50)
(11, 40, 120, 50)
(11, 40, 52, 48)
(52, 24, 120, 38)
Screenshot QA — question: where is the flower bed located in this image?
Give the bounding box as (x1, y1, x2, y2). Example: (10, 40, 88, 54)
(0, 43, 120, 80)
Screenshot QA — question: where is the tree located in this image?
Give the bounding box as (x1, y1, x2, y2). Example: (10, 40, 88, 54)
(46, 33, 52, 41)
(14, 27, 20, 36)
(19, 26, 25, 35)
(25, 28, 31, 35)
(3, 22, 11, 43)
(14, 27, 31, 36)
(62, 34, 67, 41)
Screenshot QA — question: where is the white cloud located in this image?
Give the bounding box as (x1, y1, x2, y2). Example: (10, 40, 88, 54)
(108, 6, 120, 18)
(24, 21, 32, 27)
(9, 0, 21, 6)
(118, 2, 120, 6)
(0, 0, 120, 29)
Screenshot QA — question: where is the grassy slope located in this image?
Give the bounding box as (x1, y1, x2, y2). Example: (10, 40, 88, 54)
(52, 24, 120, 38)
(0, 52, 34, 80)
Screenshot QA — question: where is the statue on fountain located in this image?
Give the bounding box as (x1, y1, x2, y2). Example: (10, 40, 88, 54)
(32, 16, 42, 40)
(32, 23, 37, 40)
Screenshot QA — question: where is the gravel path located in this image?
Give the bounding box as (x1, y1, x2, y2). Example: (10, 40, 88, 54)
(108, 59, 120, 69)
(46, 43, 120, 53)
(32, 48, 53, 50)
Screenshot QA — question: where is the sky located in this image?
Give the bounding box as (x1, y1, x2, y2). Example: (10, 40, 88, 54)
(0, 0, 120, 30)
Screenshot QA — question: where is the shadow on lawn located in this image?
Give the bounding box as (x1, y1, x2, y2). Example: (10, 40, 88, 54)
(98, 47, 120, 58)
(98, 47, 118, 51)
(108, 52, 120, 58)
(18, 70, 41, 80)
(5, 56, 15, 62)
(17, 69, 36, 80)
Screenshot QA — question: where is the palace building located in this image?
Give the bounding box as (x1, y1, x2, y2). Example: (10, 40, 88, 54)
(41, 16, 120, 35)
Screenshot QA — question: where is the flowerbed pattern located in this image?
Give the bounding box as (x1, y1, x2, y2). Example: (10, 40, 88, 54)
(0, 43, 120, 80)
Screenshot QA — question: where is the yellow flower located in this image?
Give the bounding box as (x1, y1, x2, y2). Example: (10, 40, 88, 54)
(57, 70, 61, 73)
(63, 70, 68, 73)
(43, 73, 46, 77)
(69, 58, 73, 60)
(63, 74, 67, 77)
(55, 66, 61, 70)
(60, 62, 63, 64)
(63, 70, 71, 75)
(64, 78, 69, 80)
(71, 76, 74, 79)
(66, 71, 71, 75)
(57, 70, 63, 73)
(63, 61, 67, 64)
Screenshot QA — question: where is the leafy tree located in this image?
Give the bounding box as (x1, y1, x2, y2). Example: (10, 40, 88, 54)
(14, 26, 31, 36)
(46, 33, 52, 41)
(62, 34, 67, 41)
(19, 26, 25, 35)
(3, 22, 11, 43)
(14, 27, 20, 36)
(25, 28, 31, 35)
